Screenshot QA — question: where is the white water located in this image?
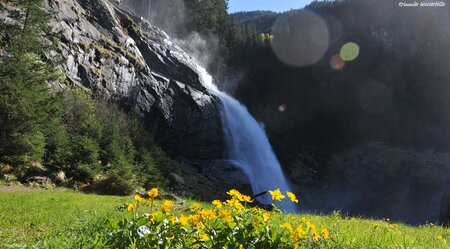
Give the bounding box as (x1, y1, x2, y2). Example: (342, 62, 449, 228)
(119, 0, 298, 211)
(196, 67, 298, 212)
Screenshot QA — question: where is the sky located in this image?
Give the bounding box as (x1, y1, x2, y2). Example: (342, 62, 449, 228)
(228, 0, 314, 13)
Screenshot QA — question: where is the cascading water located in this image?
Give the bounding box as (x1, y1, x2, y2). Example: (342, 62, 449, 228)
(196, 67, 298, 212)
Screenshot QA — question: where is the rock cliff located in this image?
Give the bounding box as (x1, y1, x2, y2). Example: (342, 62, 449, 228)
(48, 0, 224, 161)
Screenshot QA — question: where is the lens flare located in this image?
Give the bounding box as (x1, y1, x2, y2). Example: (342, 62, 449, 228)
(271, 10, 329, 67)
(330, 54, 345, 70)
(278, 104, 288, 112)
(340, 42, 360, 61)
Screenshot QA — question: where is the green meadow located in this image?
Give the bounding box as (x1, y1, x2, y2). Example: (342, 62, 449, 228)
(0, 189, 448, 248)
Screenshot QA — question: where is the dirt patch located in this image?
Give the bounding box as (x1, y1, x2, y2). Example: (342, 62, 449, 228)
(0, 185, 41, 192)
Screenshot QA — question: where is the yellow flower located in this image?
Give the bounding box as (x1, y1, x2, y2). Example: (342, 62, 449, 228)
(296, 225, 306, 238)
(437, 235, 443, 241)
(170, 216, 177, 224)
(239, 244, 245, 249)
(312, 231, 320, 241)
(161, 200, 173, 214)
(322, 228, 330, 239)
(212, 200, 223, 208)
(134, 194, 145, 203)
(200, 209, 217, 220)
(306, 221, 316, 231)
(252, 207, 263, 214)
(196, 222, 205, 230)
(188, 214, 201, 225)
(253, 217, 260, 228)
(127, 203, 137, 212)
(234, 202, 244, 211)
(149, 211, 158, 223)
(269, 188, 285, 201)
(179, 214, 188, 225)
(219, 209, 231, 217)
(227, 189, 241, 198)
(389, 224, 398, 230)
(148, 188, 158, 199)
(219, 210, 232, 222)
(193, 202, 202, 210)
(287, 191, 299, 203)
(262, 212, 271, 221)
(200, 233, 209, 241)
(239, 194, 253, 203)
(226, 198, 244, 211)
(291, 233, 298, 243)
(281, 223, 293, 232)
(227, 189, 253, 203)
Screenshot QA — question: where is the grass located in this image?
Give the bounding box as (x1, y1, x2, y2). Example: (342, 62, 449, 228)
(272, 212, 449, 248)
(0, 190, 448, 248)
(0, 190, 127, 248)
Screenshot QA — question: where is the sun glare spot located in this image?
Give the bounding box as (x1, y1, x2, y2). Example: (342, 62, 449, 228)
(271, 10, 329, 67)
(340, 42, 360, 61)
(330, 54, 345, 70)
(278, 104, 288, 112)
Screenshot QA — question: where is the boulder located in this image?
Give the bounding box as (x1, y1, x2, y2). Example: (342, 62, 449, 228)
(50, 171, 67, 185)
(26, 176, 52, 186)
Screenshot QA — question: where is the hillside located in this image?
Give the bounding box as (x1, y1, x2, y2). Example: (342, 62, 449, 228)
(231, 11, 278, 33)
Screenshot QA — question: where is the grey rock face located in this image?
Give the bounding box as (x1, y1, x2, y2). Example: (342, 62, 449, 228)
(203, 159, 252, 192)
(48, 0, 224, 160)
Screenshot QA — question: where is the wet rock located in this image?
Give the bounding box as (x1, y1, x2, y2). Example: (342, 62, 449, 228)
(46, 0, 224, 160)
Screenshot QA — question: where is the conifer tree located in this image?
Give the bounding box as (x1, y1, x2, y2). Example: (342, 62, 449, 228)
(0, 0, 59, 165)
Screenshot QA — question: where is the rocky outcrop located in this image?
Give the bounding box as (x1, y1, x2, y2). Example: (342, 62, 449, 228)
(48, 0, 224, 160)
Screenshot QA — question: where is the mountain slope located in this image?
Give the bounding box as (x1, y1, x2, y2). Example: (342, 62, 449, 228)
(231, 11, 278, 33)
(47, 0, 224, 161)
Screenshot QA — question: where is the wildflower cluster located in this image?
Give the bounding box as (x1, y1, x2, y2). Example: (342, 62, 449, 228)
(105, 188, 331, 248)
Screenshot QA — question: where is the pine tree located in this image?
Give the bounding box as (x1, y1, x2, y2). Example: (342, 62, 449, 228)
(0, 0, 60, 165)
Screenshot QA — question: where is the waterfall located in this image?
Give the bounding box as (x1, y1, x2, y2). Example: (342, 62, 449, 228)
(118, 0, 297, 211)
(196, 67, 298, 212)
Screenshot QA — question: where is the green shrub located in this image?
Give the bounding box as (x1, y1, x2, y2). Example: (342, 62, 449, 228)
(14, 131, 46, 165)
(137, 149, 164, 187)
(91, 168, 139, 196)
(66, 163, 99, 184)
(150, 146, 181, 177)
